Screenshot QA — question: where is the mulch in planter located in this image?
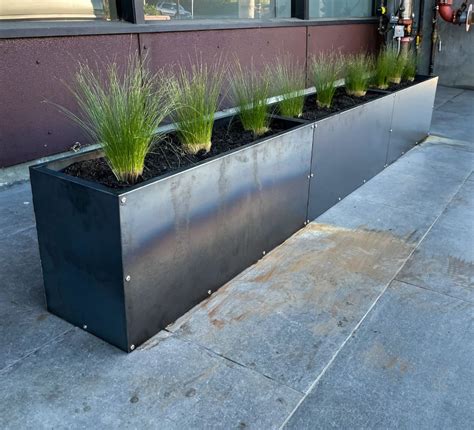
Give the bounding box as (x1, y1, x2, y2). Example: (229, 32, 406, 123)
(63, 117, 290, 189)
(300, 87, 383, 122)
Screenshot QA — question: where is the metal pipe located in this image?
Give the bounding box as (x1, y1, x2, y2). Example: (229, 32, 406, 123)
(438, 0, 456, 23)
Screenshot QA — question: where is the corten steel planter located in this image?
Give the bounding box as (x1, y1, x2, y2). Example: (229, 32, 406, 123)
(385, 75, 439, 165)
(30, 117, 314, 352)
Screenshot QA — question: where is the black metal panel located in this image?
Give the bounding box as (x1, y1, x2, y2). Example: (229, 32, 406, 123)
(30, 166, 128, 351)
(386, 76, 438, 165)
(119, 123, 314, 349)
(308, 95, 394, 219)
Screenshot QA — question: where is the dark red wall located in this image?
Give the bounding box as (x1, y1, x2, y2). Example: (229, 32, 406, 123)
(0, 24, 378, 168)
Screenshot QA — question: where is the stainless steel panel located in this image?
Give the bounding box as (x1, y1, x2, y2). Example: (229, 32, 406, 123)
(308, 95, 394, 219)
(386, 77, 438, 165)
(119, 124, 314, 348)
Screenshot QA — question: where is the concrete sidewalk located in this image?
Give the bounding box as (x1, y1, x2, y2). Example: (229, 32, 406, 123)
(0, 86, 473, 429)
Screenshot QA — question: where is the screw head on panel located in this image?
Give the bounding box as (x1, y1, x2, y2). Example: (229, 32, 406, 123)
(384, 164, 388, 168)
(307, 175, 310, 179)
(207, 290, 212, 295)
(311, 124, 315, 129)
(83, 325, 87, 330)
(389, 129, 393, 133)
(304, 221, 307, 225)
(310, 173, 314, 178)
(306, 220, 309, 224)
(262, 251, 266, 256)
(130, 345, 135, 351)
(125, 275, 131, 282)
(338, 197, 342, 201)
(402, 151, 405, 155)
(363, 180, 366, 183)
(120, 197, 127, 205)
(315, 124, 318, 128)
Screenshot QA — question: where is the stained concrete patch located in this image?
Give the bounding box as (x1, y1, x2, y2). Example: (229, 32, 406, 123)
(284, 281, 474, 430)
(397, 180, 474, 302)
(0, 329, 301, 430)
(0, 227, 45, 309)
(0, 299, 71, 372)
(169, 223, 413, 392)
(317, 194, 436, 244)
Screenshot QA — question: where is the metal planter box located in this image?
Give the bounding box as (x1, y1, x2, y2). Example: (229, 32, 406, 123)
(386, 75, 439, 165)
(306, 76, 438, 219)
(307, 94, 394, 219)
(30, 118, 313, 352)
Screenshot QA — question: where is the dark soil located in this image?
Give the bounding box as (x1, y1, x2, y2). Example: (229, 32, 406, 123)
(385, 79, 417, 92)
(301, 87, 383, 122)
(63, 117, 290, 190)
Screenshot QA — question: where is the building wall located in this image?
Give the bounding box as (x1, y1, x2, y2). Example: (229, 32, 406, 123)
(0, 23, 378, 168)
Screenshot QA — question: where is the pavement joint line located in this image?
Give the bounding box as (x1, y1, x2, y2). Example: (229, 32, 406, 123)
(2, 224, 36, 240)
(0, 327, 75, 376)
(163, 329, 306, 396)
(278, 153, 469, 429)
(393, 279, 474, 305)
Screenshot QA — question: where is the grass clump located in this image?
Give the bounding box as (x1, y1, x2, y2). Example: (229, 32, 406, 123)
(231, 61, 272, 137)
(344, 53, 373, 97)
(402, 50, 417, 82)
(311, 52, 342, 108)
(373, 48, 391, 90)
(386, 48, 406, 84)
(58, 54, 171, 184)
(169, 60, 226, 154)
(269, 57, 306, 118)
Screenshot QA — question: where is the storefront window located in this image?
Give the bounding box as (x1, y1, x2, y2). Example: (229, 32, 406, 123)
(309, 0, 372, 19)
(0, 0, 117, 21)
(144, 0, 291, 21)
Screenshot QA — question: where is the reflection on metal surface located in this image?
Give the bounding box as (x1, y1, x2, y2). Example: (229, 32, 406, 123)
(119, 120, 313, 348)
(307, 95, 394, 220)
(386, 77, 438, 165)
(0, 0, 105, 20)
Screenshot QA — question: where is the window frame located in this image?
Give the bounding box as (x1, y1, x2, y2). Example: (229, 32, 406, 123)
(0, 0, 377, 39)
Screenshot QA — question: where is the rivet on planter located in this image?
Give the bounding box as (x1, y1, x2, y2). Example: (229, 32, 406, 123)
(389, 129, 393, 133)
(304, 221, 307, 225)
(310, 173, 314, 178)
(363, 180, 366, 183)
(83, 325, 87, 330)
(125, 275, 131, 282)
(120, 197, 127, 205)
(402, 151, 405, 155)
(338, 197, 342, 201)
(130, 345, 135, 351)
(262, 251, 266, 256)
(307, 175, 310, 179)
(384, 164, 388, 168)
(306, 220, 309, 224)
(207, 290, 212, 295)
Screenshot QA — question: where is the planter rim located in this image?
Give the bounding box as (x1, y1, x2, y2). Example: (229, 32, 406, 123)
(31, 115, 310, 196)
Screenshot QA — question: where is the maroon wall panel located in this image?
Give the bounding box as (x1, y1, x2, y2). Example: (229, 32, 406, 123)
(307, 23, 379, 57)
(141, 27, 307, 71)
(0, 35, 139, 167)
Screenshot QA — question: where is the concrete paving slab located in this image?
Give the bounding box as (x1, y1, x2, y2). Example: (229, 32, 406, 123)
(0, 298, 71, 373)
(0, 227, 45, 309)
(284, 281, 474, 430)
(433, 86, 464, 108)
(397, 180, 474, 302)
(431, 109, 474, 142)
(0, 182, 35, 237)
(440, 96, 474, 117)
(169, 223, 414, 392)
(341, 162, 464, 217)
(0, 329, 302, 430)
(386, 140, 473, 182)
(423, 135, 474, 153)
(317, 195, 437, 244)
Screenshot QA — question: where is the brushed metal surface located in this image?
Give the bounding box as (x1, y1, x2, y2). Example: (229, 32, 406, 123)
(119, 124, 314, 348)
(308, 95, 394, 220)
(386, 76, 438, 165)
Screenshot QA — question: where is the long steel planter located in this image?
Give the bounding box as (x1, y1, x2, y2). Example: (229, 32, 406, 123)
(305, 75, 438, 219)
(30, 118, 313, 352)
(386, 75, 439, 165)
